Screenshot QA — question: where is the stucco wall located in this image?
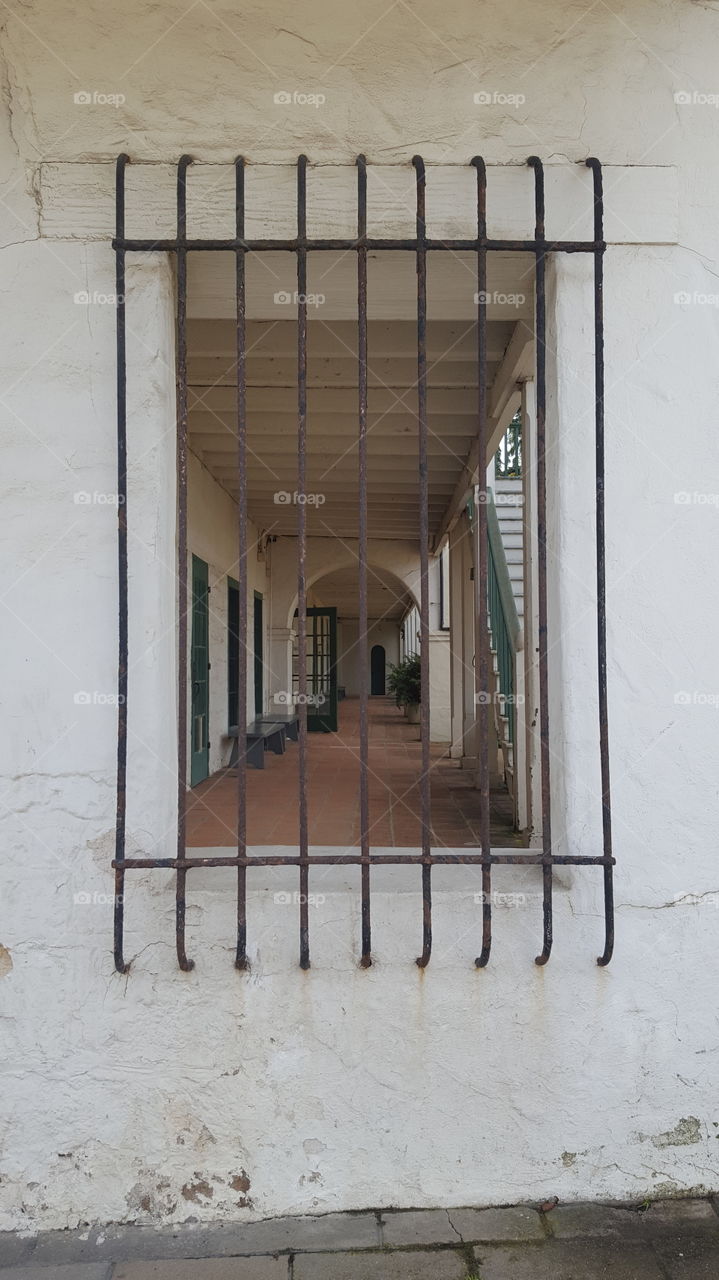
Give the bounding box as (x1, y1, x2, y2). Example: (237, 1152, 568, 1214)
(2, 0, 719, 1234)
(336, 619, 400, 697)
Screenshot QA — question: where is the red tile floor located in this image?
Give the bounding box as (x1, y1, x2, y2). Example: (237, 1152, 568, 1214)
(187, 696, 525, 848)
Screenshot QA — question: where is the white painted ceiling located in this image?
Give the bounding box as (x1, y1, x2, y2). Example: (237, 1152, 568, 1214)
(187, 250, 534, 542)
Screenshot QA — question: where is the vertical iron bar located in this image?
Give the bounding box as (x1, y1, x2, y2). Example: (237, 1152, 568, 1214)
(176, 154, 194, 972)
(413, 156, 432, 969)
(297, 155, 310, 969)
(357, 155, 371, 967)
(472, 157, 492, 969)
(114, 154, 130, 974)
(586, 157, 614, 967)
(528, 156, 553, 966)
(235, 157, 250, 970)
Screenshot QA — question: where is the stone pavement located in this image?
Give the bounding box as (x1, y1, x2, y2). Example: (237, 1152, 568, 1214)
(2, 1199, 719, 1278)
(186, 696, 523, 849)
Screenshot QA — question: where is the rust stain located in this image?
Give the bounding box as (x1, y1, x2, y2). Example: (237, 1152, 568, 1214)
(181, 1177, 214, 1202)
(230, 1169, 252, 1207)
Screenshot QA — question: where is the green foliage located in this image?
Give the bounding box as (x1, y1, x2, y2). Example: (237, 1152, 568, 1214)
(495, 408, 522, 479)
(387, 652, 421, 707)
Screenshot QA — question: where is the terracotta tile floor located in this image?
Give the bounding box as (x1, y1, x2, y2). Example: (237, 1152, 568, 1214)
(187, 696, 526, 848)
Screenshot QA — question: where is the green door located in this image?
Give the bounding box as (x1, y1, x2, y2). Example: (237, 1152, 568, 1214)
(293, 607, 338, 733)
(190, 555, 210, 785)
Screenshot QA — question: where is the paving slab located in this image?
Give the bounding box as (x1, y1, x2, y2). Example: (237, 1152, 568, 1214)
(379, 1211, 463, 1247)
(29, 1226, 210, 1266)
(29, 1214, 380, 1265)
(0, 1267, 111, 1280)
(113, 1260, 286, 1280)
(548, 1203, 658, 1242)
(653, 1237, 719, 1278)
(0, 1236, 36, 1268)
(381, 1207, 543, 1246)
(473, 1241, 666, 1279)
(549, 1197, 719, 1243)
(447, 1208, 544, 1244)
(233, 1214, 381, 1255)
(642, 1199, 719, 1234)
(293, 1248, 469, 1280)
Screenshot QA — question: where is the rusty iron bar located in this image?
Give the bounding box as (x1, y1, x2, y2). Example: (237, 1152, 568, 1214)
(235, 156, 250, 971)
(586, 157, 614, 967)
(175, 155, 194, 972)
(115, 853, 616, 869)
(413, 156, 433, 969)
(111, 154, 615, 970)
(528, 156, 553, 967)
(113, 154, 130, 975)
(357, 154, 372, 967)
(296, 155, 310, 970)
(471, 156, 493, 969)
(114, 237, 603, 255)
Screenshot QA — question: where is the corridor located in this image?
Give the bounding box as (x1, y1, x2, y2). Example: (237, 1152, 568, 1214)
(186, 696, 523, 848)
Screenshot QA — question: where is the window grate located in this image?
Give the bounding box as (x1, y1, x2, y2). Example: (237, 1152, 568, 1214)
(111, 154, 614, 974)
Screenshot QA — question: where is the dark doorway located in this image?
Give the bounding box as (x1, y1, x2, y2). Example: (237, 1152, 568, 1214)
(190, 555, 210, 786)
(227, 578, 239, 729)
(253, 592, 263, 716)
(370, 644, 386, 695)
(228, 582, 264, 723)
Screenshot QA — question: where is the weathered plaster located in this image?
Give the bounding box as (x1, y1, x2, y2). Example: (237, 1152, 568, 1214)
(1, 0, 719, 1235)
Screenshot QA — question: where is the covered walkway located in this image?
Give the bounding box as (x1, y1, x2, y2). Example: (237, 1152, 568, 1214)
(187, 696, 524, 848)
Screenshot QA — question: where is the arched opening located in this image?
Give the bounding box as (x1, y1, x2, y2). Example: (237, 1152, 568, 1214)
(302, 562, 410, 722)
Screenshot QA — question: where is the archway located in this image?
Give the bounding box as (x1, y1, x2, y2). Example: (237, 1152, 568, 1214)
(278, 538, 422, 631)
(267, 541, 423, 730)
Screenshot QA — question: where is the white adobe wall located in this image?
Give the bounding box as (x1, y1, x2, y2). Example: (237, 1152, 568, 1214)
(2, 0, 719, 1234)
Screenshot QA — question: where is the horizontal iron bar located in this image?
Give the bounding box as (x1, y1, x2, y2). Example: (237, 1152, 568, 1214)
(113, 854, 616, 869)
(112, 237, 605, 254)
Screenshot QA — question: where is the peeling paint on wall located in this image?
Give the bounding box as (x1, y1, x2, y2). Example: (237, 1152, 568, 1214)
(652, 1118, 702, 1149)
(2, 0, 719, 1238)
(181, 1177, 214, 1204)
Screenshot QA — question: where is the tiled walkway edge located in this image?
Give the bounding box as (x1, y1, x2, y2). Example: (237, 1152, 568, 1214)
(2, 1199, 719, 1277)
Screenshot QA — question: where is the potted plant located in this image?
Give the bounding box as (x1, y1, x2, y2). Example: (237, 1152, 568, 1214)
(387, 653, 421, 723)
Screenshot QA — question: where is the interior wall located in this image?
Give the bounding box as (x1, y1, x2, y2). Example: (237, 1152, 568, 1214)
(188, 453, 269, 771)
(336, 618, 400, 696)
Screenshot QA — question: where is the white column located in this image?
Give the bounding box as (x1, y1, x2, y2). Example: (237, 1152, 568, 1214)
(521, 377, 541, 845)
(460, 515, 477, 770)
(268, 625, 296, 711)
(544, 254, 602, 861)
(448, 522, 465, 757)
(428, 631, 451, 743)
(123, 257, 178, 841)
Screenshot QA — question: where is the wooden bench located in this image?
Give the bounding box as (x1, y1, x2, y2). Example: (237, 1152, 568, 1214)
(257, 711, 300, 742)
(228, 721, 287, 769)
